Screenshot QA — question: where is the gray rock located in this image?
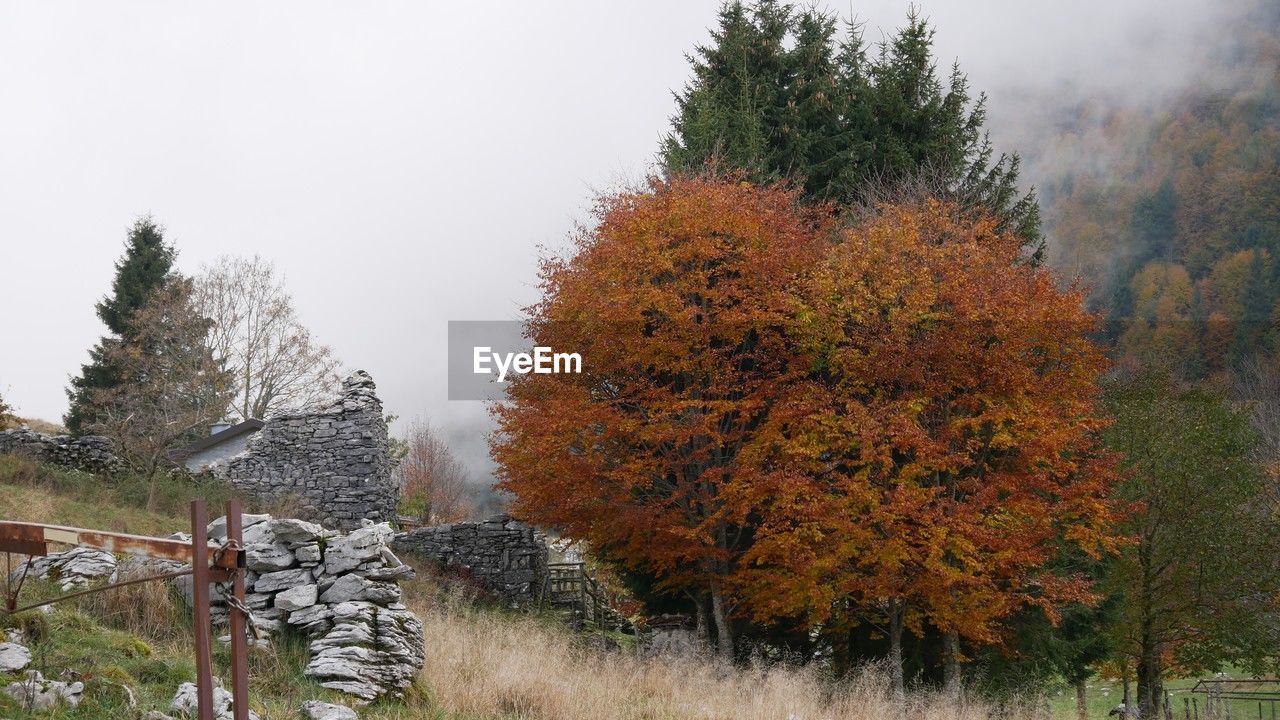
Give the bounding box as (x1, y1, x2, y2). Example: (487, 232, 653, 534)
(304, 602, 424, 701)
(274, 584, 318, 612)
(324, 524, 393, 575)
(4, 670, 83, 710)
(0, 642, 31, 672)
(0, 428, 121, 474)
(207, 513, 272, 541)
(272, 518, 325, 544)
(357, 564, 414, 582)
(318, 575, 400, 605)
(392, 516, 550, 607)
(10, 547, 117, 591)
(253, 567, 312, 593)
(300, 700, 359, 719)
(288, 604, 332, 626)
(288, 604, 334, 637)
(245, 542, 297, 572)
(207, 372, 396, 531)
(241, 522, 277, 546)
(294, 542, 322, 565)
(170, 681, 261, 720)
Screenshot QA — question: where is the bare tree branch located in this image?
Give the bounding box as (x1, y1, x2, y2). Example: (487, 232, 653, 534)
(194, 255, 341, 420)
(398, 419, 472, 525)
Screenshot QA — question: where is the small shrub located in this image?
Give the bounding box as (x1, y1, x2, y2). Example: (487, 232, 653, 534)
(0, 609, 50, 644)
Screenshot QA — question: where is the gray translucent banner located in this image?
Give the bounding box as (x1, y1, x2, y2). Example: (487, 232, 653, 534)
(448, 320, 584, 401)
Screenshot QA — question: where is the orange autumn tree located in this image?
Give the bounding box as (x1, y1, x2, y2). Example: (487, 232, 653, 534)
(492, 178, 1120, 675)
(494, 177, 830, 658)
(732, 201, 1120, 699)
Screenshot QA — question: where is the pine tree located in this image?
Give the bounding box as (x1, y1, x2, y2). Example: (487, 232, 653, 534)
(662, 3, 1041, 253)
(662, 1, 791, 180)
(65, 217, 176, 434)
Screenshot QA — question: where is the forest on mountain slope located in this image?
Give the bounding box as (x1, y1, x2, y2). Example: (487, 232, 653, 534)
(1038, 0, 1280, 400)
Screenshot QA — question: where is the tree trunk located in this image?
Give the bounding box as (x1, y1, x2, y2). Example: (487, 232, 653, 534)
(709, 583, 734, 661)
(144, 462, 159, 512)
(888, 599, 906, 717)
(942, 631, 962, 704)
(1075, 678, 1088, 720)
(1138, 619, 1163, 719)
(693, 592, 709, 648)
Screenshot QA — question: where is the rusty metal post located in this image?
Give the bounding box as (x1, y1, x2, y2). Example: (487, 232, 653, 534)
(225, 500, 249, 720)
(190, 500, 215, 720)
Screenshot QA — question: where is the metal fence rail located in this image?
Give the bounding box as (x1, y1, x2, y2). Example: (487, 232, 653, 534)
(1190, 679, 1280, 720)
(0, 500, 251, 720)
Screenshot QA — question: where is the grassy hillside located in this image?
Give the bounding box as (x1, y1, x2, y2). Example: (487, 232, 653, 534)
(0, 454, 1245, 720)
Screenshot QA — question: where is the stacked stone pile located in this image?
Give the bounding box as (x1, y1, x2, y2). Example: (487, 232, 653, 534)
(392, 514, 549, 606)
(9, 514, 423, 703)
(195, 513, 423, 702)
(0, 427, 120, 474)
(211, 372, 397, 531)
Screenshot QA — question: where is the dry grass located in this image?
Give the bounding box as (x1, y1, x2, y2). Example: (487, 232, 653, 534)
(16, 417, 67, 434)
(405, 574, 1048, 720)
(0, 457, 1053, 719)
(74, 564, 188, 641)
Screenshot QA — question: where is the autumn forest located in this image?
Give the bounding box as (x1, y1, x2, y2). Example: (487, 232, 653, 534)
(489, 2, 1280, 719)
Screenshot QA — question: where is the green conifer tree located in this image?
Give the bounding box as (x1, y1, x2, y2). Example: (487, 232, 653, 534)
(65, 217, 176, 434)
(662, 3, 1041, 253)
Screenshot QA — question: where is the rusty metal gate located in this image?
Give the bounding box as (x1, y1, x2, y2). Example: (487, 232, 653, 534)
(0, 499, 251, 720)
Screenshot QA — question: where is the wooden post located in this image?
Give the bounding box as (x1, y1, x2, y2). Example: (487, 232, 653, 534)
(578, 564, 586, 625)
(226, 500, 249, 720)
(190, 500, 215, 720)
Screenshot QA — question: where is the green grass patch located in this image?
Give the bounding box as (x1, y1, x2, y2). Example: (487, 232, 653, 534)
(0, 453, 243, 536)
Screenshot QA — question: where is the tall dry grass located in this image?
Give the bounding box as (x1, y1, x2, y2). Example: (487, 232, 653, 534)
(405, 574, 1048, 720)
(74, 562, 188, 641)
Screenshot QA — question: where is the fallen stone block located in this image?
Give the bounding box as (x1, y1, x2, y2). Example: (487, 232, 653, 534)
(0, 641, 32, 673)
(301, 699, 359, 719)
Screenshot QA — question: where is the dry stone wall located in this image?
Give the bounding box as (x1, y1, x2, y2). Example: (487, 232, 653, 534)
(0, 428, 120, 475)
(392, 515, 549, 606)
(212, 372, 396, 531)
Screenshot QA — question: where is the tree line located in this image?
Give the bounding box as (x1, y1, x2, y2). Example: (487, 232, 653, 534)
(54, 217, 473, 522)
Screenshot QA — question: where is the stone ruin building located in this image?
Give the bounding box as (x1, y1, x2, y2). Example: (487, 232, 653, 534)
(210, 371, 398, 531)
(0, 371, 396, 534)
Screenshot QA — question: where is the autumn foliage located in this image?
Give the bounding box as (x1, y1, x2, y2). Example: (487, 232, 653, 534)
(492, 177, 1119, 664)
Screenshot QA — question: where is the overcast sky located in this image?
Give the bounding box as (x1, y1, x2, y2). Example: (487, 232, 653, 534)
(0, 0, 1241, 486)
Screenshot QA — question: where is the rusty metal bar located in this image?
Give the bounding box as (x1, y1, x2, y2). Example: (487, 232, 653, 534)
(9, 567, 195, 613)
(226, 500, 249, 720)
(190, 501, 215, 720)
(0, 520, 236, 569)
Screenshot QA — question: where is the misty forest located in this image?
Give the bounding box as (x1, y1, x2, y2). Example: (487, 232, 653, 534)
(3, 2, 1280, 719)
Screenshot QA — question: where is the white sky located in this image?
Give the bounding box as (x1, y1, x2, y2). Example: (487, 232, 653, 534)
(0, 0, 1239, 484)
